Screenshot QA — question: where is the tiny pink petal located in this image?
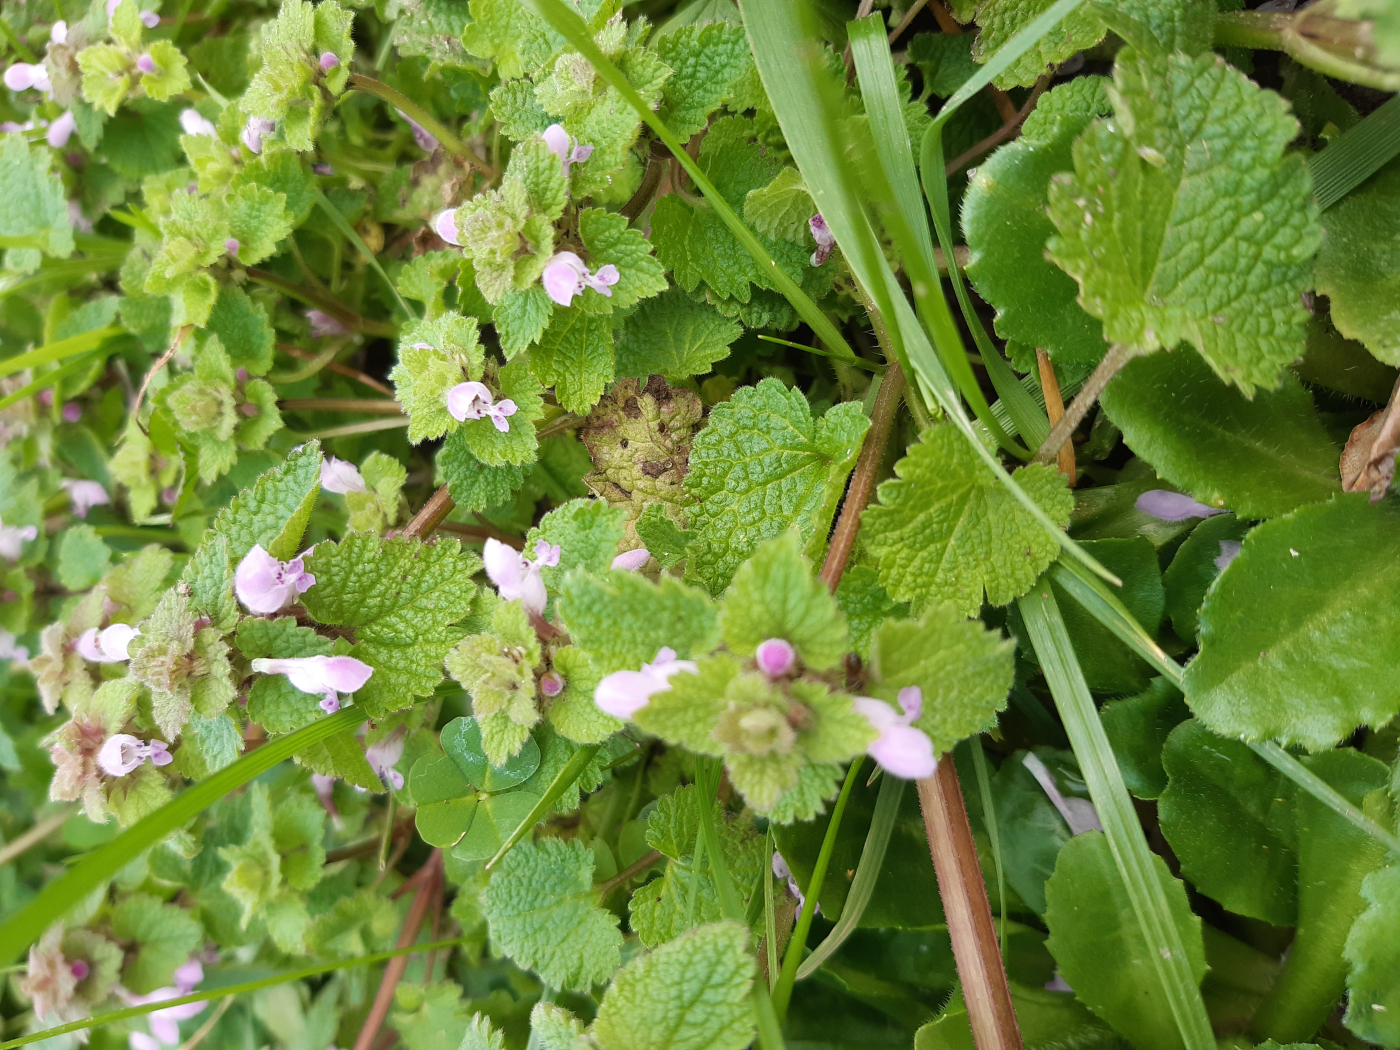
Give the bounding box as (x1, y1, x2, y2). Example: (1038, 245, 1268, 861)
(610, 548, 650, 571)
(320, 456, 366, 494)
(319, 51, 339, 71)
(46, 110, 76, 148)
(755, 638, 796, 678)
(61, 479, 110, 518)
(1134, 489, 1225, 522)
(433, 208, 461, 246)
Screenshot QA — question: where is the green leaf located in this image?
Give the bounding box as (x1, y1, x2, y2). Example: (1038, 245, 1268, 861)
(718, 531, 847, 671)
(129, 587, 236, 739)
(239, 616, 336, 734)
(493, 286, 554, 357)
(528, 498, 627, 588)
(590, 922, 756, 1050)
(1100, 678, 1188, 801)
(446, 600, 543, 764)
(1183, 496, 1400, 751)
(480, 837, 622, 991)
(907, 33, 979, 99)
(389, 313, 485, 444)
(110, 893, 204, 994)
(57, 524, 112, 591)
(614, 289, 741, 381)
(459, 359, 545, 467)
(206, 285, 275, 377)
(547, 645, 621, 743)
(578, 208, 668, 311)
(558, 567, 719, 674)
(635, 503, 694, 572)
(962, 76, 1111, 369)
(1044, 832, 1207, 1050)
(530, 306, 614, 414)
(0, 134, 75, 270)
(1100, 352, 1340, 519)
(834, 563, 907, 662)
(1314, 157, 1400, 364)
(1160, 513, 1253, 644)
(223, 184, 295, 267)
(864, 426, 1074, 617)
(867, 605, 1014, 756)
(207, 441, 322, 562)
(441, 716, 542, 792)
(437, 431, 530, 512)
(972, 0, 1106, 88)
(1046, 50, 1320, 395)
(685, 378, 869, 595)
(1344, 866, 1400, 1044)
(653, 23, 752, 140)
(1157, 719, 1297, 926)
(301, 534, 480, 716)
(742, 167, 814, 244)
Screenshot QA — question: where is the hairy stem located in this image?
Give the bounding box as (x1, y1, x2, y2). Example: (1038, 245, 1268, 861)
(434, 519, 524, 548)
(1035, 348, 1077, 486)
(1034, 344, 1141, 465)
(1215, 8, 1400, 91)
(595, 849, 664, 898)
(276, 398, 403, 414)
(820, 361, 907, 590)
(0, 808, 76, 868)
(245, 268, 398, 339)
(346, 74, 497, 174)
(402, 484, 455, 539)
(916, 759, 1024, 1050)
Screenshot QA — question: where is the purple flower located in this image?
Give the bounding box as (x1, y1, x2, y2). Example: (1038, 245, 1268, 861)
(853, 687, 936, 780)
(446, 380, 517, 433)
(50, 21, 68, 44)
(483, 537, 559, 616)
(755, 638, 796, 678)
(539, 670, 565, 698)
(4, 62, 51, 93)
(610, 548, 650, 571)
(140, 10, 160, 28)
(809, 214, 835, 266)
(395, 109, 438, 152)
(320, 455, 366, 494)
(318, 51, 339, 72)
(0, 628, 30, 666)
(224, 237, 240, 258)
(0, 516, 39, 562)
(1022, 752, 1101, 835)
(241, 115, 275, 154)
(67, 199, 93, 233)
(76, 623, 139, 663)
(233, 544, 315, 614)
(432, 208, 460, 246)
(1214, 539, 1242, 571)
(61, 479, 109, 518)
(1134, 489, 1225, 522)
(249, 654, 374, 713)
(136, 53, 156, 74)
(594, 646, 697, 719)
(311, 772, 342, 823)
(46, 110, 76, 148)
(120, 960, 206, 1049)
(178, 108, 216, 137)
(772, 851, 816, 915)
(365, 726, 405, 790)
(542, 123, 594, 177)
(97, 733, 173, 777)
(307, 309, 349, 338)
(541, 250, 619, 307)
(312, 162, 333, 175)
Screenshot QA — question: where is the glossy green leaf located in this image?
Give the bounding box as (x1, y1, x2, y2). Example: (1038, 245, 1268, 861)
(1161, 514, 1253, 643)
(1099, 678, 1188, 801)
(441, 716, 542, 792)
(1314, 157, 1400, 364)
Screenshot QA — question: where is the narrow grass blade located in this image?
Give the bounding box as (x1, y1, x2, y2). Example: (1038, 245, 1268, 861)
(313, 190, 418, 321)
(0, 936, 469, 1049)
(0, 706, 370, 965)
(1250, 742, 1400, 855)
(743, 0, 1117, 587)
(795, 773, 904, 979)
(1017, 585, 1215, 1050)
(0, 350, 107, 411)
(968, 739, 1007, 955)
(1310, 93, 1400, 210)
(0, 326, 124, 379)
(1050, 558, 1181, 683)
(483, 743, 601, 869)
(522, 0, 858, 364)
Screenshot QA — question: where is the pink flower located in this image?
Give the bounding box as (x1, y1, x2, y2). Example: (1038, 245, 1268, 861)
(395, 109, 438, 151)
(0, 628, 30, 666)
(319, 51, 339, 71)
(140, 10, 160, 27)
(46, 110, 76, 148)
(4, 62, 51, 93)
(121, 960, 206, 1048)
(320, 455, 365, 494)
(234, 544, 315, 614)
(853, 687, 936, 780)
(445, 380, 518, 433)
(311, 772, 342, 824)
(1214, 539, 1242, 571)
(483, 537, 558, 616)
(755, 638, 796, 678)
(61, 479, 109, 518)
(594, 646, 697, 719)
(76, 623, 140, 662)
(241, 116, 275, 154)
(250, 655, 374, 713)
(1134, 490, 1225, 522)
(97, 733, 173, 776)
(539, 670, 565, 698)
(772, 851, 816, 915)
(610, 548, 650, 571)
(1021, 752, 1101, 834)
(61, 402, 81, 423)
(178, 108, 216, 137)
(224, 237, 239, 257)
(0, 516, 39, 561)
(542, 123, 593, 177)
(307, 309, 349, 337)
(540, 251, 619, 307)
(365, 726, 405, 790)
(20, 927, 80, 1024)
(433, 208, 460, 246)
(809, 214, 835, 266)
(68, 199, 93, 233)
(51, 21, 68, 43)
(136, 53, 156, 73)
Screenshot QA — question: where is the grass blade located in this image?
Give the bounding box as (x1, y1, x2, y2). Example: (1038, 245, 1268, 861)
(521, 0, 858, 364)
(968, 739, 1007, 956)
(1309, 93, 1400, 210)
(1049, 558, 1181, 683)
(1017, 584, 1215, 1050)
(0, 936, 469, 1050)
(0, 706, 370, 965)
(1249, 742, 1400, 855)
(0, 326, 124, 379)
(483, 743, 601, 869)
(0, 350, 108, 411)
(795, 773, 904, 979)
(313, 190, 418, 321)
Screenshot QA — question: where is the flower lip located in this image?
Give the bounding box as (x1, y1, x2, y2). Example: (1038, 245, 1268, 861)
(250, 654, 374, 712)
(46, 109, 76, 148)
(542, 123, 594, 176)
(0, 516, 39, 562)
(610, 547, 650, 571)
(320, 455, 366, 494)
(98, 733, 173, 777)
(853, 687, 936, 780)
(61, 479, 110, 518)
(234, 544, 316, 614)
(433, 208, 461, 246)
(593, 646, 698, 719)
(1134, 489, 1226, 522)
(179, 108, 216, 137)
(810, 214, 835, 266)
(4, 62, 51, 93)
(482, 537, 557, 615)
(540, 251, 617, 307)
(365, 727, 406, 791)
